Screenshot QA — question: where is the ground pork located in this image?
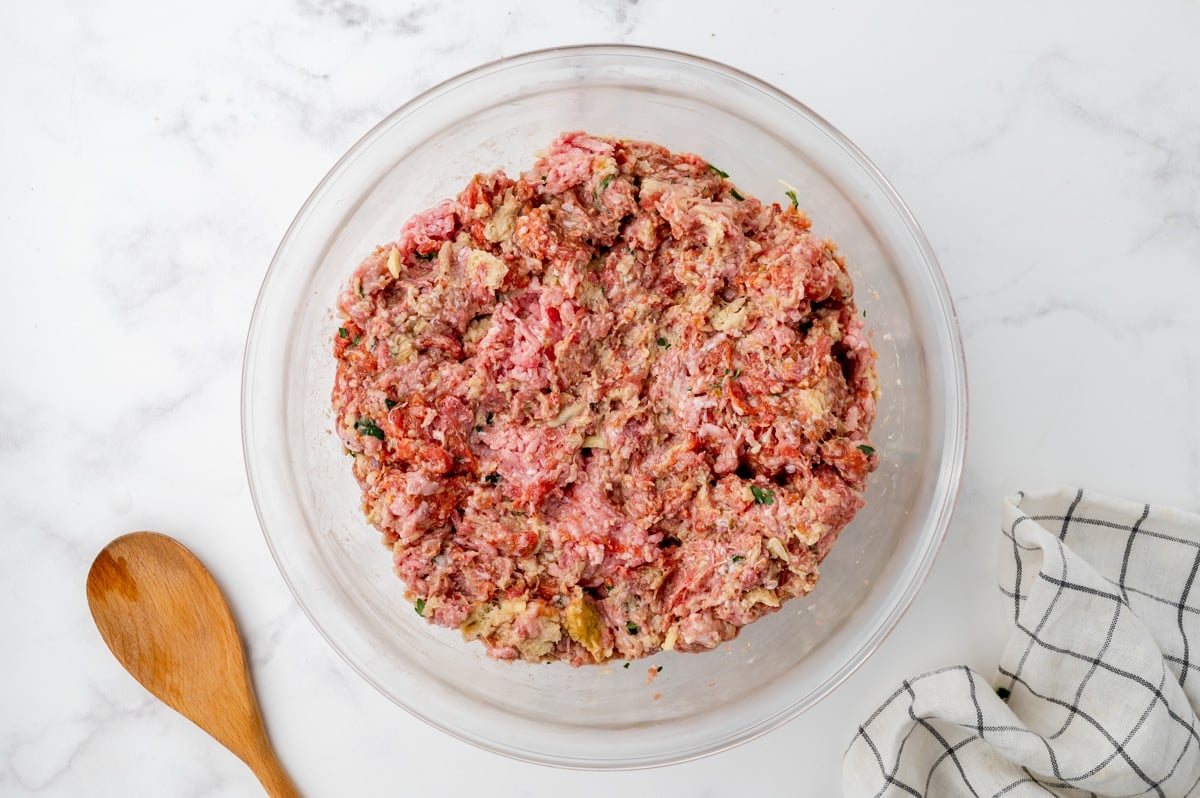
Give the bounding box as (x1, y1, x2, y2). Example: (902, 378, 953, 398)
(332, 132, 878, 665)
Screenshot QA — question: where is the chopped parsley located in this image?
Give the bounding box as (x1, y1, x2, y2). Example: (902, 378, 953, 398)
(384, 398, 398, 409)
(858, 444, 876, 456)
(626, 622, 640, 634)
(785, 189, 799, 210)
(730, 188, 744, 201)
(656, 337, 670, 348)
(338, 327, 349, 339)
(352, 335, 362, 346)
(732, 368, 741, 379)
(732, 554, 746, 563)
(623, 662, 631, 669)
(656, 665, 663, 673)
(355, 417, 385, 440)
(599, 174, 614, 191)
(483, 473, 501, 485)
(357, 284, 365, 298)
(706, 164, 730, 179)
(414, 597, 426, 616)
(750, 485, 775, 505)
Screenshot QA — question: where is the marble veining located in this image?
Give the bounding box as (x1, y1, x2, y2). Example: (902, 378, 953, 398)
(2, 0, 1198, 795)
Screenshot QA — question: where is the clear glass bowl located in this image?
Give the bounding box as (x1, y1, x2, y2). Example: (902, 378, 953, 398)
(242, 45, 966, 769)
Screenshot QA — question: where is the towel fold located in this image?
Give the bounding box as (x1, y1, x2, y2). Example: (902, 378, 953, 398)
(844, 487, 1200, 798)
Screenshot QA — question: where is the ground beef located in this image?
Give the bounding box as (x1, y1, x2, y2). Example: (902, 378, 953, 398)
(332, 132, 878, 665)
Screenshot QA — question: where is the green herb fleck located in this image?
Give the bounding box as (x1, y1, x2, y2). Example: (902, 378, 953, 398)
(732, 368, 741, 379)
(656, 665, 663, 673)
(732, 554, 746, 563)
(484, 473, 501, 485)
(656, 337, 669, 348)
(357, 284, 365, 298)
(730, 188, 745, 201)
(474, 425, 483, 432)
(750, 485, 775, 505)
(626, 622, 639, 634)
(707, 164, 729, 179)
(338, 327, 349, 339)
(355, 417, 385, 440)
(599, 174, 614, 192)
(385, 398, 398, 409)
(623, 662, 631, 669)
(540, 174, 548, 182)
(858, 444, 876, 456)
(785, 189, 799, 210)
(352, 335, 362, 346)
(414, 597, 426, 616)
(485, 412, 494, 425)
(511, 510, 528, 518)
(415, 250, 436, 261)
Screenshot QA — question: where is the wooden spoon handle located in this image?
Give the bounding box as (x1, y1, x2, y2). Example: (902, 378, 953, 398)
(246, 740, 302, 798)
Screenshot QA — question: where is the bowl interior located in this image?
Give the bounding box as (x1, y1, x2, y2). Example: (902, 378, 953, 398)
(244, 46, 964, 769)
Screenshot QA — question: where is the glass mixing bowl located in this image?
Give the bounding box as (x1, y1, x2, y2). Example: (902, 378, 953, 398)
(242, 44, 966, 769)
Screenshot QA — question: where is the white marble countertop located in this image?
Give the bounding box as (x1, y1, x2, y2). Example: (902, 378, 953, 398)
(4, 1, 1198, 795)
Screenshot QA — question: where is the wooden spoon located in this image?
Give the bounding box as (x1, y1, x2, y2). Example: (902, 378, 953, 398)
(86, 532, 300, 797)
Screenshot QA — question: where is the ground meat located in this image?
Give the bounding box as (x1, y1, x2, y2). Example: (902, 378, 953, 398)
(332, 132, 878, 665)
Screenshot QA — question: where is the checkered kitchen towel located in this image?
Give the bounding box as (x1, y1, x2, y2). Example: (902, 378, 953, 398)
(845, 487, 1200, 797)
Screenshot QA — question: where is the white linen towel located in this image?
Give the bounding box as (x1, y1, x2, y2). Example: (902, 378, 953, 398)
(844, 487, 1200, 797)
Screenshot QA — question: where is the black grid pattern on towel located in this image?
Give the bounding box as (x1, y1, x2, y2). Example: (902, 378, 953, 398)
(846, 489, 1200, 798)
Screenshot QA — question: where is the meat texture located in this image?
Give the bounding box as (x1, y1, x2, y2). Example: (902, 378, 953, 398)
(332, 132, 879, 665)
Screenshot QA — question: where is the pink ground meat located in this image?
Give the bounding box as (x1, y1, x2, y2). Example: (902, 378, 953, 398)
(332, 132, 878, 665)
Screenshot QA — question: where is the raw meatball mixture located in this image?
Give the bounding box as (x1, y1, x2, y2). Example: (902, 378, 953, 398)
(332, 132, 878, 665)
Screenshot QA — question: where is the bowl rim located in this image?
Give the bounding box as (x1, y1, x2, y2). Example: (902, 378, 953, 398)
(241, 42, 968, 769)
